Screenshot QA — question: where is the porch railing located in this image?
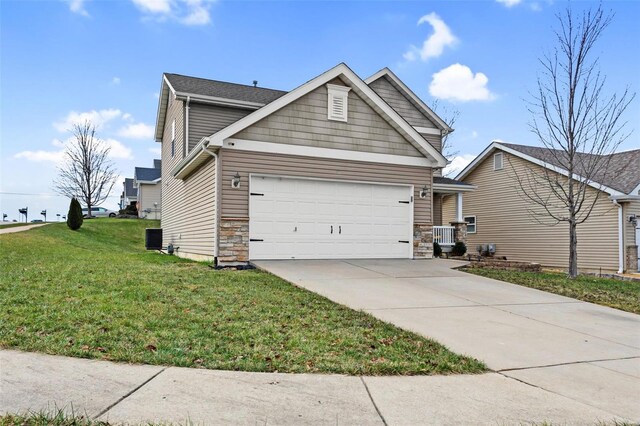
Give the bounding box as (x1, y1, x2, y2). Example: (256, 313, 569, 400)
(433, 226, 455, 246)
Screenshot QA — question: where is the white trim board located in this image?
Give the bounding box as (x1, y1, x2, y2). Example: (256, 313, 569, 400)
(456, 141, 625, 197)
(224, 138, 433, 167)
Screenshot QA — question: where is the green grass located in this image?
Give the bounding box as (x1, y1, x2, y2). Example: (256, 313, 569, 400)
(0, 219, 485, 375)
(464, 268, 640, 314)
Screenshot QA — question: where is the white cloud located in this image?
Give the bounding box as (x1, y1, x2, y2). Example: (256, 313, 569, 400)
(103, 139, 133, 160)
(444, 154, 476, 177)
(149, 147, 162, 155)
(131, 0, 215, 26)
(54, 109, 122, 132)
(111, 77, 121, 85)
(429, 64, 495, 102)
(68, 0, 89, 16)
(14, 149, 65, 164)
(118, 122, 154, 140)
(404, 12, 457, 62)
(496, 0, 522, 7)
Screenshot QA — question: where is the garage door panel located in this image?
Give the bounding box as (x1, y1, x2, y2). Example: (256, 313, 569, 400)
(250, 176, 412, 260)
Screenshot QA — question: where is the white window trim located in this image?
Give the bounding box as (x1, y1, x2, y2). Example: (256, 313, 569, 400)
(327, 83, 351, 122)
(494, 152, 503, 171)
(464, 215, 477, 234)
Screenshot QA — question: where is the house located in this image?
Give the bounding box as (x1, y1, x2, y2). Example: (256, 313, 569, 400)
(154, 63, 473, 264)
(134, 160, 162, 220)
(119, 178, 138, 210)
(443, 141, 640, 273)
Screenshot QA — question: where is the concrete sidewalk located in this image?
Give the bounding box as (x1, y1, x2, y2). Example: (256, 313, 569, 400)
(0, 350, 628, 425)
(0, 223, 49, 234)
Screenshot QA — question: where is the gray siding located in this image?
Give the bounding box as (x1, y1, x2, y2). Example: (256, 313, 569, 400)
(233, 84, 423, 158)
(188, 103, 251, 152)
(138, 183, 162, 220)
(369, 76, 437, 129)
(161, 94, 217, 260)
(442, 151, 620, 272)
(219, 149, 433, 224)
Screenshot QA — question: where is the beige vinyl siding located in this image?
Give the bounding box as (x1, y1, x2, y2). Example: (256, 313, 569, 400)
(442, 150, 619, 272)
(138, 183, 162, 220)
(433, 194, 443, 226)
(188, 103, 251, 152)
(233, 83, 423, 158)
(161, 94, 217, 260)
(368, 76, 437, 129)
(219, 149, 432, 223)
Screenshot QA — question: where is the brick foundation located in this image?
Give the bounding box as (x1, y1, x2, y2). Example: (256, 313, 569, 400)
(218, 218, 249, 264)
(626, 245, 638, 273)
(413, 223, 433, 259)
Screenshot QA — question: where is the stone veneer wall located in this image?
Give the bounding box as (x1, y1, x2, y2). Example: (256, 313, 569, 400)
(413, 223, 433, 259)
(626, 245, 638, 273)
(450, 221, 468, 245)
(218, 218, 249, 263)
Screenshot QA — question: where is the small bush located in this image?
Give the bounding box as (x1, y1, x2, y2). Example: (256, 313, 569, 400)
(66, 198, 83, 230)
(452, 241, 467, 256)
(433, 241, 442, 257)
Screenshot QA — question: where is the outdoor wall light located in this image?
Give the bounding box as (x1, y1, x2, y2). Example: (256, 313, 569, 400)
(419, 185, 429, 199)
(231, 172, 241, 189)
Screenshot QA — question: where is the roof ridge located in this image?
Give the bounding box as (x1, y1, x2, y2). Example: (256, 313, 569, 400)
(164, 72, 287, 93)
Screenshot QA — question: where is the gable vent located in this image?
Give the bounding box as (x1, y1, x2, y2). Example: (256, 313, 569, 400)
(327, 84, 351, 122)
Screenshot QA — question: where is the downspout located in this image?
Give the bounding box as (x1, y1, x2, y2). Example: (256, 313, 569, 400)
(612, 199, 624, 274)
(185, 96, 190, 156)
(202, 142, 219, 264)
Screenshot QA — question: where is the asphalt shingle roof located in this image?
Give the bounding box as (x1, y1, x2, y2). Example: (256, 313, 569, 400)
(135, 167, 161, 182)
(501, 143, 640, 194)
(165, 73, 287, 105)
(153, 159, 161, 169)
(124, 178, 137, 197)
(433, 176, 474, 187)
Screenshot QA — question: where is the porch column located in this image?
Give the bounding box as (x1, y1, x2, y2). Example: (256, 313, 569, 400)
(456, 192, 463, 222)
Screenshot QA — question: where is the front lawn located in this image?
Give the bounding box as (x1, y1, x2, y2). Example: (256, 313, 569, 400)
(0, 219, 485, 375)
(464, 268, 640, 314)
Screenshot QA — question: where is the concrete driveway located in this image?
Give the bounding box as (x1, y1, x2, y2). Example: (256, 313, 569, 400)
(254, 259, 640, 421)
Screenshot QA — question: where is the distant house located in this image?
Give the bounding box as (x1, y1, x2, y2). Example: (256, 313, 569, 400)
(119, 178, 138, 211)
(443, 141, 640, 273)
(153, 63, 473, 264)
(134, 160, 162, 220)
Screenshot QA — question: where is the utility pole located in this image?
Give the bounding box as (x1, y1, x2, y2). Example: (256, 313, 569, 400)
(18, 207, 28, 223)
(41, 210, 47, 222)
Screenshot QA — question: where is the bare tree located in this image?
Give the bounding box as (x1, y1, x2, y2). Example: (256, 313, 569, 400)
(517, 4, 634, 278)
(431, 99, 460, 159)
(54, 121, 118, 218)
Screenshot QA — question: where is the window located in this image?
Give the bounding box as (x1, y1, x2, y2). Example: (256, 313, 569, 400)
(494, 152, 503, 170)
(327, 84, 351, 122)
(171, 119, 176, 157)
(464, 215, 476, 234)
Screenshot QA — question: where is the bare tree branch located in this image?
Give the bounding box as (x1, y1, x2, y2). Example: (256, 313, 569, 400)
(431, 99, 460, 159)
(53, 121, 118, 217)
(517, 4, 635, 278)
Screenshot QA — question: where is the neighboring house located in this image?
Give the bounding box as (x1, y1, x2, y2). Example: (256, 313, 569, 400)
(154, 63, 473, 264)
(443, 141, 640, 273)
(134, 160, 162, 220)
(119, 178, 138, 210)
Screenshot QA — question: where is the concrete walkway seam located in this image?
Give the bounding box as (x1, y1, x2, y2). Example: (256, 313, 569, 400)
(496, 355, 640, 373)
(360, 377, 387, 426)
(93, 367, 167, 420)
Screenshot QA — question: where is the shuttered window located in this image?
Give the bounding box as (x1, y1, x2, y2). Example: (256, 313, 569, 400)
(327, 84, 351, 122)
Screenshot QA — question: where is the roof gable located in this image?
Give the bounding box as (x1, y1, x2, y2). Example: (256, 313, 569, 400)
(365, 68, 451, 132)
(134, 167, 161, 183)
(457, 141, 636, 196)
(204, 63, 447, 165)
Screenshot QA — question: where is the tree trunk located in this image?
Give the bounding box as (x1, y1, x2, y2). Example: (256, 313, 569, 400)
(568, 219, 578, 278)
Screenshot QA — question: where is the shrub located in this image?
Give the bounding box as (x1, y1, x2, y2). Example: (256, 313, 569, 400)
(433, 241, 442, 257)
(452, 241, 467, 256)
(66, 198, 83, 230)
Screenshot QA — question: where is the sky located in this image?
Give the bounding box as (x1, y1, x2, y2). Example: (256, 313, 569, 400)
(1, 0, 639, 222)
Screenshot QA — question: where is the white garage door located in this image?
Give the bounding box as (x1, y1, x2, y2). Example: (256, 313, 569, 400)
(249, 176, 413, 260)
